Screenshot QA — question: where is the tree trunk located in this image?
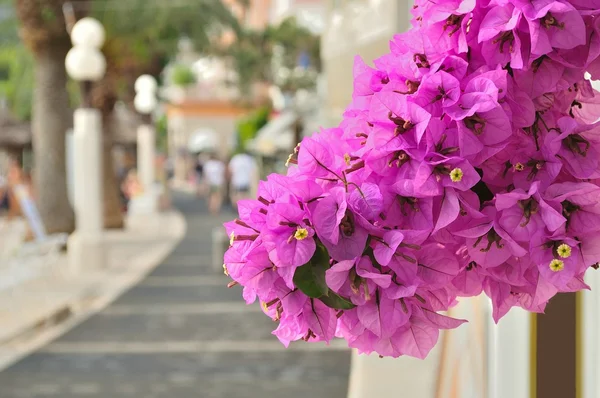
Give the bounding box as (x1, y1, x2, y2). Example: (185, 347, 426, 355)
(102, 113, 124, 229)
(91, 37, 124, 230)
(31, 45, 75, 234)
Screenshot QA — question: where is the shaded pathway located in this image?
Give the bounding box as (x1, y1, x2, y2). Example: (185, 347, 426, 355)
(0, 192, 350, 398)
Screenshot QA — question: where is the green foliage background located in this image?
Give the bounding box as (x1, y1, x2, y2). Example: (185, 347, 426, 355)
(235, 105, 271, 153)
(171, 64, 197, 87)
(0, 46, 33, 121)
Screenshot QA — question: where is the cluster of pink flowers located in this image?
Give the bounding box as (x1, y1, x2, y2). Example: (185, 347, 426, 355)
(224, 0, 600, 358)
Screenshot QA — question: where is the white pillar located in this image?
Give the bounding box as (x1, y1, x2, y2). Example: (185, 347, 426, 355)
(67, 108, 105, 273)
(487, 305, 531, 398)
(137, 124, 156, 191)
(65, 129, 75, 208)
(582, 271, 600, 398)
(131, 124, 158, 214)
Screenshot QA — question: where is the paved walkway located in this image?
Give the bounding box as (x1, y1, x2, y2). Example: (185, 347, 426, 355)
(0, 192, 351, 398)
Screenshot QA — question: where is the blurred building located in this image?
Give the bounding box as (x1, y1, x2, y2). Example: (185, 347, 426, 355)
(270, 0, 326, 34)
(163, 0, 329, 183)
(219, 0, 274, 48)
(163, 0, 276, 183)
(320, 0, 412, 126)
(223, 0, 273, 30)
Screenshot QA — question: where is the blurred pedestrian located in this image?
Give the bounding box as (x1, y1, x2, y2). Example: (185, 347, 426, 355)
(165, 157, 174, 180)
(121, 168, 143, 210)
(203, 153, 225, 215)
(194, 154, 206, 198)
(228, 151, 257, 209)
(6, 157, 23, 220)
(0, 173, 8, 215)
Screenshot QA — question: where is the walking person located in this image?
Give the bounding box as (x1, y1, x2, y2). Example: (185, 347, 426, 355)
(228, 151, 257, 210)
(121, 168, 143, 212)
(194, 154, 206, 198)
(203, 153, 225, 215)
(0, 173, 8, 216)
(6, 157, 24, 220)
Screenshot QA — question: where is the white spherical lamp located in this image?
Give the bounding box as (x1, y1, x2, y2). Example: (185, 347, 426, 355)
(135, 75, 158, 94)
(65, 46, 107, 82)
(70, 17, 105, 48)
(134, 92, 158, 115)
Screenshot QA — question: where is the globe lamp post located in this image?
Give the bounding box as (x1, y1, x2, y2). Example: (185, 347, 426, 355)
(64, 17, 106, 272)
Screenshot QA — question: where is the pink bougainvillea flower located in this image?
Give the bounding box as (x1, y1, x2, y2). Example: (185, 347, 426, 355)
(370, 91, 432, 143)
(413, 156, 480, 197)
(514, 56, 565, 99)
(416, 243, 461, 288)
(223, 0, 600, 358)
(312, 186, 372, 261)
(520, 1, 586, 55)
(478, 4, 528, 68)
(509, 142, 563, 191)
(264, 200, 316, 268)
(545, 181, 600, 234)
(544, 116, 600, 179)
(353, 56, 391, 97)
(495, 182, 566, 242)
(413, 71, 462, 116)
(373, 230, 406, 266)
(530, 233, 584, 290)
(455, 207, 527, 268)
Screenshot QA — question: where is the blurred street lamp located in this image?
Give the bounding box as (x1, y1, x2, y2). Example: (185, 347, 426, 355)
(133, 74, 159, 214)
(65, 17, 106, 106)
(64, 17, 107, 273)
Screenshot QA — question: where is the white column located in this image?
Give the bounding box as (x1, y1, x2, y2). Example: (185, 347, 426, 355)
(582, 271, 600, 398)
(131, 124, 158, 214)
(67, 108, 105, 273)
(487, 305, 531, 398)
(65, 129, 75, 208)
(137, 124, 156, 191)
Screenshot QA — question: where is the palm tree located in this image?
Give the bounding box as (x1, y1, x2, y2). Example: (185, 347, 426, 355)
(91, 37, 126, 228)
(14, 0, 75, 234)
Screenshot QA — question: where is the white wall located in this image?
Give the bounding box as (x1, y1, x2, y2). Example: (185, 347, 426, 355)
(321, 0, 413, 126)
(487, 307, 531, 398)
(582, 272, 600, 398)
(270, 0, 326, 34)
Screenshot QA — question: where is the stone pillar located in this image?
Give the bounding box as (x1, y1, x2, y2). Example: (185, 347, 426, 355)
(67, 108, 105, 273)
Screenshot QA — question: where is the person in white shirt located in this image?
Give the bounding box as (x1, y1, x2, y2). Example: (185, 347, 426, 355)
(203, 153, 226, 214)
(228, 152, 257, 209)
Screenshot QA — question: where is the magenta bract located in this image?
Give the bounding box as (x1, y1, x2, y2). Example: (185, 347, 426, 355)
(224, 0, 600, 358)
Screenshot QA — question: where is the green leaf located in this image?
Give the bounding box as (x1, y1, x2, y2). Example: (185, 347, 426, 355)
(293, 245, 330, 298)
(319, 292, 356, 310)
